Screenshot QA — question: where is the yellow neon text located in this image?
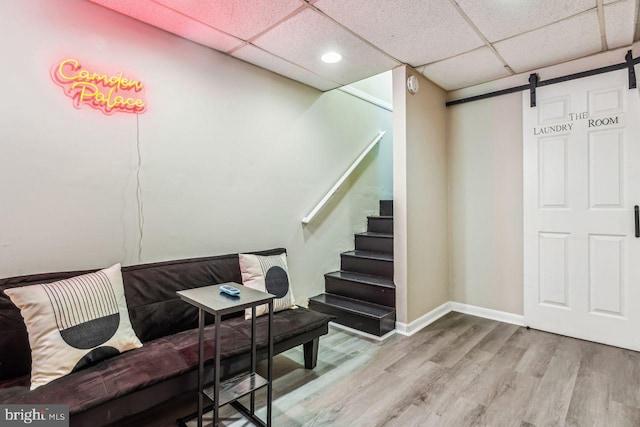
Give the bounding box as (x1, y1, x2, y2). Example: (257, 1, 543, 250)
(57, 59, 143, 91)
(71, 82, 145, 112)
(52, 58, 147, 115)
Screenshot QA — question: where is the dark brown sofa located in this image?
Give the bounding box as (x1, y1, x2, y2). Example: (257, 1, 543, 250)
(0, 248, 333, 426)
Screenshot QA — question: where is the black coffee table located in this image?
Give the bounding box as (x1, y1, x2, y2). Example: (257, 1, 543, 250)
(177, 283, 275, 427)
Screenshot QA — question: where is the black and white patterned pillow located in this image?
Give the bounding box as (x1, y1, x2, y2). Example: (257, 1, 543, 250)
(4, 264, 142, 389)
(239, 253, 296, 318)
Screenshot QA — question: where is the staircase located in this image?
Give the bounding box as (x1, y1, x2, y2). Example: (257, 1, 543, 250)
(308, 200, 395, 337)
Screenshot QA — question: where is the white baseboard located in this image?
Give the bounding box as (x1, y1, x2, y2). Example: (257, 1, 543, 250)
(326, 301, 524, 340)
(395, 302, 452, 336)
(393, 301, 525, 337)
(450, 302, 526, 327)
(329, 321, 396, 342)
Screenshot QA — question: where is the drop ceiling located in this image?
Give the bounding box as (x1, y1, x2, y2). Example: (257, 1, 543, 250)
(88, 0, 640, 92)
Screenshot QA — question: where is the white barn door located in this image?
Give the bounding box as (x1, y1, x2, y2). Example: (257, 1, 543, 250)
(523, 70, 640, 351)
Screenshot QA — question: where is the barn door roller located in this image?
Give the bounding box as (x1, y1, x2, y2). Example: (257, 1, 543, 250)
(625, 50, 637, 90)
(528, 73, 539, 108)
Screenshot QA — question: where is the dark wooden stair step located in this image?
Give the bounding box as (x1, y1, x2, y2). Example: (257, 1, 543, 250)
(355, 232, 393, 254)
(380, 200, 393, 216)
(325, 271, 395, 307)
(308, 293, 396, 337)
(367, 216, 393, 234)
(340, 250, 393, 279)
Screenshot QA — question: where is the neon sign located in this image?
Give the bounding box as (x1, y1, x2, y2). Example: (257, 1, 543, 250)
(51, 59, 146, 115)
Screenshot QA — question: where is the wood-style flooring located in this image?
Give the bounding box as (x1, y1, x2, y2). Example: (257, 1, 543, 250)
(127, 312, 640, 427)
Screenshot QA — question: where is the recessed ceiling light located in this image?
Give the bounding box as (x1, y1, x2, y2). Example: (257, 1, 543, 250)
(321, 52, 342, 64)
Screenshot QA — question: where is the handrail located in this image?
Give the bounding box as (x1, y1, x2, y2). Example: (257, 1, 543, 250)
(301, 131, 386, 225)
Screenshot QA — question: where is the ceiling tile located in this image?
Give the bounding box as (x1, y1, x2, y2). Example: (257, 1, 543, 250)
(252, 8, 399, 85)
(604, 0, 636, 49)
(314, 0, 484, 66)
(232, 44, 341, 91)
(494, 11, 602, 73)
(455, 0, 596, 43)
(420, 47, 511, 91)
(151, 0, 304, 40)
(89, 0, 243, 52)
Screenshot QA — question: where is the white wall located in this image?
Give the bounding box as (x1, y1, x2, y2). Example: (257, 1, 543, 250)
(447, 93, 523, 314)
(393, 66, 449, 324)
(347, 71, 393, 106)
(341, 71, 394, 200)
(447, 43, 640, 315)
(0, 0, 393, 306)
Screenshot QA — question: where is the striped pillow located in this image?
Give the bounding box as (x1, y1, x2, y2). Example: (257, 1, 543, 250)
(4, 264, 142, 390)
(239, 253, 296, 318)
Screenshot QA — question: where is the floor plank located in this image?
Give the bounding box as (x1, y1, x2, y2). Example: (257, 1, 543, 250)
(564, 364, 609, 427)
(426, 396, 485, 426)
(607, 401, 640, 427)
(384, 404, 432, 427)
(523, 355, 580, 426)
(474, 322, 519, 354)
(475, 372, 540, 427)
(430, 346, 494, 416)
(515, 329, 559, 378)
(123, 313, 640, 427)
(429, 323, 497, 368)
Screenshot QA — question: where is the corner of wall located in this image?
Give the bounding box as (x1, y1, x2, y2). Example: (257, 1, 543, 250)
(392, 65, 409, 324)
(393, 65, 450, 324)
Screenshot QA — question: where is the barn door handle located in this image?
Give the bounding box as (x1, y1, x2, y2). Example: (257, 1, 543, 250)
(635, 206, 639, 238)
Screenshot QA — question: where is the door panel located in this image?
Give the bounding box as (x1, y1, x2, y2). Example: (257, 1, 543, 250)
(588, 234, 624, 316)
(539, 137, 568, 208)
(538, 96, 570, 123)
(588, 86, 624, 116)
(538, 232, 570, 307)
(524, 70, 640, 351)
(588, 130, 624, 208)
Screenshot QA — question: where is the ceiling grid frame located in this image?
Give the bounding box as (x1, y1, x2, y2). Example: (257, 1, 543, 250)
(446, 0, 515, 75)
(227, 4, 308, 54)
(597, 0, 609, 51)
(146, 0, 244, 46)
(87, 0, 640, 92)
(304, 2, 404, 66)
(635, 0, 640, 40)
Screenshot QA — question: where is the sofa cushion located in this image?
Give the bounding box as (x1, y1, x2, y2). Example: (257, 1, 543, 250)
(0, 376, 28, 402)
(224, 305, 332, 346)
(0, 307, 330, 414)
(0, 248, 286, 381)
(239, 253, 296, 318)
(120, 248, 286, 343)
(4, 264, 142, 390)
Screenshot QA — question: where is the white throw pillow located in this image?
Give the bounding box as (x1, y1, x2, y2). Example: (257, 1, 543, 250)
(239, 253, 296, 318)
(4, 263, 142, 390)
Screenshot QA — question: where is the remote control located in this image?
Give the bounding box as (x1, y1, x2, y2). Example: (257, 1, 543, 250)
(220, 284, 241, 297)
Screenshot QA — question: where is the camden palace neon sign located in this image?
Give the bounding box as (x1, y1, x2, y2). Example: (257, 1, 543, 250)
(52, 59, 146, 115)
